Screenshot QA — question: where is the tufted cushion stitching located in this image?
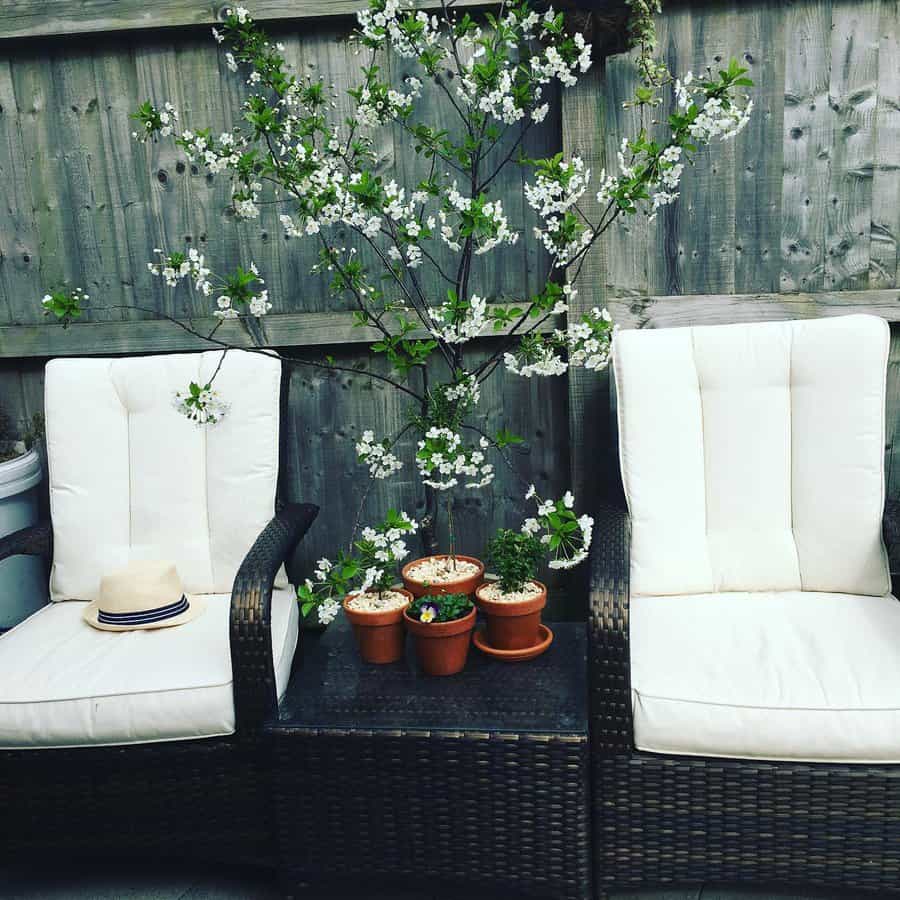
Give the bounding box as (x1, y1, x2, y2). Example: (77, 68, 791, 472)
(688, 326, 711, 581)
(201, 353, 214, 589)
(616, 315, 890, 597)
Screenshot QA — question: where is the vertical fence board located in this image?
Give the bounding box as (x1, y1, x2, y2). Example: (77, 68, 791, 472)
(599, 48, 651, 299)
(733, 0, 785, 293)
(871, 0, 900, 289)
(824, 0, 880, 291)
(561, 61, 612, 517)
(780, 0, 832, 293)
(0, 60, 42, 324)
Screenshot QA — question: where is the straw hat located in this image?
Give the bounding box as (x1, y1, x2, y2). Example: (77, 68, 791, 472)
(83, 561, 205, 632)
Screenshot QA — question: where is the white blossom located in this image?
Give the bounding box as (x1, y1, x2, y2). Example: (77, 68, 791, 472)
(356, 429, 404, 480)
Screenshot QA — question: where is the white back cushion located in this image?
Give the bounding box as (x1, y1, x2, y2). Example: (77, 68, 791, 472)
(613, 315, 890, 597)
(45, 350, 283, 601)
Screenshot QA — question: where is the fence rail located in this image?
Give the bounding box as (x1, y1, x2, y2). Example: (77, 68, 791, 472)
(0, 0, 489, 40)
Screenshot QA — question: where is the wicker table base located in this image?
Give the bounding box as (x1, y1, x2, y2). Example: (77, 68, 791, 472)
(267, 619, 590, 899)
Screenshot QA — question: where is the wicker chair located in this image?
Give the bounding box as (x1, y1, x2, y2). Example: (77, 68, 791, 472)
(0, 351, 317, 868)
(591, 314, 900, 898)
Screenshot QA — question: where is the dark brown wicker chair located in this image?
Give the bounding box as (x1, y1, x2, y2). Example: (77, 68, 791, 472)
(0, 358, 317, 870)
(590, 490, 900, 899)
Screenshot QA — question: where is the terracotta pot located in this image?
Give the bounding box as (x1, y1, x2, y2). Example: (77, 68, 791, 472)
(401, 554, 485, 598)
(475, 580, 547, 651)
(343, 590, 412, 664)
(403, 604, 476, 676)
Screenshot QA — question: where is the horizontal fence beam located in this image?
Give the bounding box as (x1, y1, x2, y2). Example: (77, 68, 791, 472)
(606, 288, 900, 330)
(3, 288, 899, 359)
(0, 0, 488, 40)
(0, 304, 557, 359)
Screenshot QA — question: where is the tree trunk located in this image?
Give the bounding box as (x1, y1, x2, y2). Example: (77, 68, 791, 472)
(419, 482, 440, 557)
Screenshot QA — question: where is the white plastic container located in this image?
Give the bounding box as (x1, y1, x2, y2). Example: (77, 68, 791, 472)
(0, 448, 48, 629)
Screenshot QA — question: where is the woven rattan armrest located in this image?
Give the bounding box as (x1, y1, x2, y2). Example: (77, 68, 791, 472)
(230, 502, 319, 733)
(0, 521, 52, 567)
(884, 499, 900, 594)
(588, 500, 633, 755)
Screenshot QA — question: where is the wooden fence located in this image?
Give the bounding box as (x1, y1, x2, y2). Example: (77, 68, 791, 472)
(1, 0, 899, 616)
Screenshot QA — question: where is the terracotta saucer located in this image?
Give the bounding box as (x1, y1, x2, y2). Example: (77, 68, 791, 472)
(472, 623, 554, 662)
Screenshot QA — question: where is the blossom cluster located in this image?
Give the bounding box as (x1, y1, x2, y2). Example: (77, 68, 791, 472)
(522, 486, 594, 570)
(147, 248, 212, 295)
(131, 101, 178, 141)
(356, 0, 444, 59)
(179, 129, 246, 176)
(443, 374, 481, 408)
(356, 429, 404, 480)
(504, 304, 615, 378)
(355, 75, 423, 127)
(41, 287, 88, 324)
(428, 292, 488, 345)
(173, 381, 230, 426)
(504, 340, 567, 378)
(444, 187, 517, 257)
(454, 4, 592, 127)
(595, 63, 753, 222)
(525, 155, 592, 268)
(297, 509, 418, 624)
(416, 428, 494, 491)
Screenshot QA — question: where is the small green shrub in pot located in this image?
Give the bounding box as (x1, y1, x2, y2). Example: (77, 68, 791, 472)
(486, 529, 544, 596)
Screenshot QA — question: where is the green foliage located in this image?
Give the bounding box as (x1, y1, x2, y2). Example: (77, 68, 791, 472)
(20, 413, 45, 450)
(408, 592, 472, 623)
(296, 509, 418, 621)
(487, 528, 543, 594)
(41, 288, 87, 327)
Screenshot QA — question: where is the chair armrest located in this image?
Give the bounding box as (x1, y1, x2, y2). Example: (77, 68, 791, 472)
(0, 521, 52, 567)
(885, 499, 900, 594)
(230, 502, 318, 733)
(588, 500, 633, 756)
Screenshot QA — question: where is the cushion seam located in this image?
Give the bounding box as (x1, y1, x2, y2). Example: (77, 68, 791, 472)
(688, 326, 712, 589)
(633, 686, 900, 713)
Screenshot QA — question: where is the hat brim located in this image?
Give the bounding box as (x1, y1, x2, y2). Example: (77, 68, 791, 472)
(82, 595, 206, 632)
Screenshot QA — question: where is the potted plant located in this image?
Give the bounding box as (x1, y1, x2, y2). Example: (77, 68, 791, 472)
(404, 592, 476, 676)
(298, 509, 418, 663)
(0, 410, 47, 630)
(478, 529, 545, 651)
(477, 488, 593, 652)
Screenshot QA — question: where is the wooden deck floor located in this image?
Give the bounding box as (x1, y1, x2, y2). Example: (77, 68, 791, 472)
(0, 861, 863, 899)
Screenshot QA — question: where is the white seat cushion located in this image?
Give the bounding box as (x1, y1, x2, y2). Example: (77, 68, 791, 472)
(0, 588, 298, 748)
(613, 314, 890, 597)
(632, 591, 900, 762)
(45, 350, 285, 601)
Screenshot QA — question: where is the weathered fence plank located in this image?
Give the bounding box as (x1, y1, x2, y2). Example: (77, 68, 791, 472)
(0, 0, 490, 41)
(0, 61, 42, 325)
(824, 0, 879, 291)
(607, 286, 900, 330)
(733, 0, 785, 293)
(0, 303, 561, 358)
(561, 60, 612, 510)
(780, 0, 832, 293)
(870, 0, 900, 289)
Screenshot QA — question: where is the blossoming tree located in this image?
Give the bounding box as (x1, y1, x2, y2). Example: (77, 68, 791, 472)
(41, 0, 752, 622)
